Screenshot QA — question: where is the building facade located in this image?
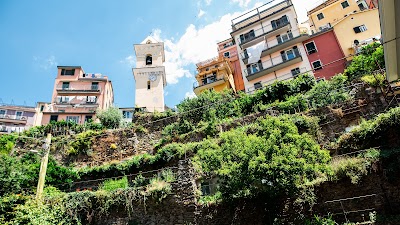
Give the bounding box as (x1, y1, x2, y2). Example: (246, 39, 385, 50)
(193, 57, 236, 96)
(0, 104, 36, 134)
(302, 28, 346, 80)
(133, 36, 166, 112)
(40, 66, 114, 125)
(217, 38, 245, 91)
(332, 9, 381, 58)
(307, 0, 370, 33)
(230, 0, 313, 93)
(378, 0, 399, 84)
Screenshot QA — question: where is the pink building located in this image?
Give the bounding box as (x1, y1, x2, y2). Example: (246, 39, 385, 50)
(39, 66, 114, 125)
(217, 38, 245, 92)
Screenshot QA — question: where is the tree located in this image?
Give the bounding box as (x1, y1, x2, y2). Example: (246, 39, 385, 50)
(96, 106, 123, 129)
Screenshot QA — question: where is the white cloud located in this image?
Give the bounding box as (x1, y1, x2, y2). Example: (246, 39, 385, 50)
(149, 12, 240, 85)
(33, 55, 57, 70)
(120, 55, 136, 67)
(231, 0, 252, 8)
(185, 92, 197, 99)
(205, 0, 212, 5)
(198, 9, 206, 18)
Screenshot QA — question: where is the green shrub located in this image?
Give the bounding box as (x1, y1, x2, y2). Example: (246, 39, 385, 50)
(361, 73, 386, 87)
(68, 130, 101, 155)
(96, 106, 123, 129)
(0, 135, 16, 155)
(99, 176, 129, 191)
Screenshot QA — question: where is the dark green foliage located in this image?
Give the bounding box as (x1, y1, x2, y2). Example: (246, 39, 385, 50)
(193, 116, 330, 199)
(345, 42, 385, 80)
(337, 107, 400, 153)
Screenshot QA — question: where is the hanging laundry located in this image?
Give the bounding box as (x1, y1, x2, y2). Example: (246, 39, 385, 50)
(247, 40, 266, 64)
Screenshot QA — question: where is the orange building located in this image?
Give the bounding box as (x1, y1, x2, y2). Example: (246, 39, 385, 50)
(193, 57, 236, 96)
(217, 38, 245, 92)
(39, 66, 114, 125)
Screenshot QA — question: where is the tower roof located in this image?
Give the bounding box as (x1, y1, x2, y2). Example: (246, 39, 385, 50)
(140, 36, 159, 44)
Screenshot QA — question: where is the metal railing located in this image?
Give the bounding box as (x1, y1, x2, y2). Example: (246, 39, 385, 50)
(196, 56, 220, 68)
(81, 73, 106, 79)
(231, 0, 289, 31)
(193, 75, 226, 89)
(237, 19, 290, 45)
(56, 84, 101, 92)
(243, 48, 301, 76)
(240, 28, 309, 61)
(0, 114, 28, 121)
(246, 67, 307, 93)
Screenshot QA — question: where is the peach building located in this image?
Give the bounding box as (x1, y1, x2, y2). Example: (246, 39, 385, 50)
(0, 104, 36, 134)
(230, 0, 313, 93)
(217, 38, 245, 92)
(193, 57, 236, 96)
(39, 66, 114, 125)
(307, 0, 372, 33)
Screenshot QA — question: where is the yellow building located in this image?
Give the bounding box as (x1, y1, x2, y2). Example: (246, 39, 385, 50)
(308, 0, 370, 33)
(332, 9, 381, 58)
(193, 57, 236, 96)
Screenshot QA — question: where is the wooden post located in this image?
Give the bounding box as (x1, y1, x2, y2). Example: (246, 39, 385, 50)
(36, 133, 52, 201)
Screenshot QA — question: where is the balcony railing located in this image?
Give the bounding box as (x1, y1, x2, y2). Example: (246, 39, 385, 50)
(241, 28, 309, 63)
(237, 20, 291, 46)
(244, 48, 302, 81)
(231, 0, 290, 32)
(193, 74, 225, 89)
(0, 114, 28, 121)
(80, 73, 106, 79)
(246, 67, 308, 93)
(55, 99, 98, 106)
(56, 84, 101, 92)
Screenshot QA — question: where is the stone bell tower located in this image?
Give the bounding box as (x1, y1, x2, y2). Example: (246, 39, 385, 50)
(132, 36, 166, 112)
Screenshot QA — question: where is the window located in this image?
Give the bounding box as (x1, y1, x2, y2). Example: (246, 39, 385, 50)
(291, 68, 301, 76)
(276, 31, 293, 44)
(358, 2, 367, 10)
(271, 15, 289, 29)
(223, 42, 233, 48)
(224, 52, 230, 58)
(40, 105, 44, 112)
(281, 48, 297, 61)
(0, 110, 5, 118)
(341, 1, 350, 8)
(66, 116, 79, 124)
(15, 112, 22, 120)
(62, 82, 70, 90)
(61, 69, 75, 76)
(85, 115, 93, 122)
(312, 60, 323, 70)
(86, 96, 97, 104)
(254, 82, 262, 90)
(91, 82, 99, 90)
(147, 81, 151, 90)
(146, 55, 152, 65)
(353, 25, 367, 33)
(317, 13, 324, 20)
(251, 63, 260, 74)
(240, 30, 255, 43)
(50, 115, 58, 122)
(58, 96, 69, 103)
(305, 41, 317, 54)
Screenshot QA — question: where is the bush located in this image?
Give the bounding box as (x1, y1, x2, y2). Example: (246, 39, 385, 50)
(361, 73, 386, 87)
(0, 134, 16, 155)
(99, 176, 129, 191)
(96, 106, 123, 129)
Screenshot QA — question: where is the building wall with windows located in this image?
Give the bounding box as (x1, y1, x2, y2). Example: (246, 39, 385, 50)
(302, 29, 346, 80)
(41, 66, 114, 125)
(217, 38, 245, 91)
(332, 9, 381, 58)
(230, 0, 313, 93)
(308, 0, 370, 33)
(193, 57, 236, 96)
(0, 104, 36, 134)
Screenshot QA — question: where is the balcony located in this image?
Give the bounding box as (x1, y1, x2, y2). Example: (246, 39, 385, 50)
(241, 28, 309, 64)
(244, 49, 303, 81)
(193, 74, 227, 95)
(79, 73, 107, 81)
(231, 0, 291, 32)
(0, 114, 28, 124)
(247, 67, 308, 93)
(56, 84, 101, 94)
(238, 20, 291, 49)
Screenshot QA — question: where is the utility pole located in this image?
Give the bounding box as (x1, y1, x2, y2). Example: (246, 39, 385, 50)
(36, 133, 52, 201)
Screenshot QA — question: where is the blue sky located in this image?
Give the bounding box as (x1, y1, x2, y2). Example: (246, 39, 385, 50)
(0, 0, 314, 108)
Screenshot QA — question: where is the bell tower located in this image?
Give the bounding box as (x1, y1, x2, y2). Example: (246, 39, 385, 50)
(132, 36, 166, 112)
